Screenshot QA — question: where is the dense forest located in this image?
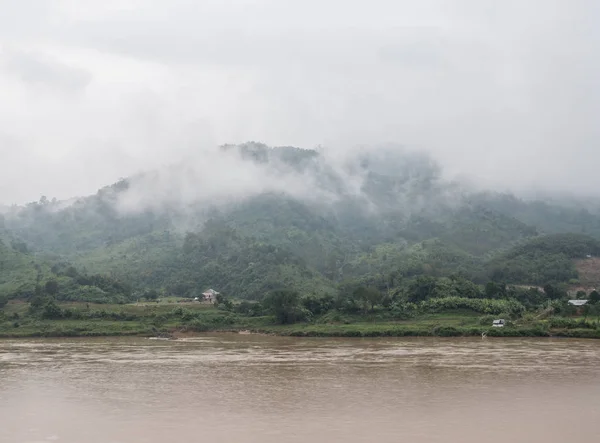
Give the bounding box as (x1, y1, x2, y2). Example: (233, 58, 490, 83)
(2, 143, 600, 321)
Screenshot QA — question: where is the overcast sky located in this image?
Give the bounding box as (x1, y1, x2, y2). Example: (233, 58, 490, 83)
(0, 0, 598, 204)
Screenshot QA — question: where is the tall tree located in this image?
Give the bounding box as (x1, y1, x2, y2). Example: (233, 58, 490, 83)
(263, 290, 302, 324)
(44, 280, 59, 296)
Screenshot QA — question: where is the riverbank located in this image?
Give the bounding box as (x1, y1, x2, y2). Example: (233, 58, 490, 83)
(2, 300, 600, 339)
(252, 323, 600, 338)
(2, 322, 599, 339)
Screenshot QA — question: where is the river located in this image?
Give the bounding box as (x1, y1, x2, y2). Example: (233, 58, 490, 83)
(1, 335, 599, 442)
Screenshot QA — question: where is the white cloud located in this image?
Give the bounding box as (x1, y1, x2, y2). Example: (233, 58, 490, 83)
(1, 48, 91, 93)
(0, 0, 598, 204)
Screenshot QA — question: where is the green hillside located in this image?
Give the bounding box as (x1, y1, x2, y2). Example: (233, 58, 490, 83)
(0, 236, 43, 295)
(3, 144, 600, 305)
(484, 233, 600, 286)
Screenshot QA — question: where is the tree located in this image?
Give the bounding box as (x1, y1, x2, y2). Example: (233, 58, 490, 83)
(588, 290, 600, 304)
(144, 289, 159, 301)
(215, 293, 233, 311)
(407, 276, 437, 303)
(590, 303, 600, 324)
(44, 280, 59, 296)
(302, 294, 334, 315)
(352, 286, 382, 312)
(485, 282, 506, 299)
(543, 284, 566, 300)
(515, 287, 545, 309)
(450, 276, 482, 299)
(582, 304, 591, 321)
(41, 299, 63, 319)
(263, 290, 303, 324)
(64, 266, 79, 278)
(235, 300, 263, 317)
(29, 295, 47, 311)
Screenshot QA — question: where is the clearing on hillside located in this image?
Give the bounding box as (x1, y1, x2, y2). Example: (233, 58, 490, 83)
(574, 257, 600, 289)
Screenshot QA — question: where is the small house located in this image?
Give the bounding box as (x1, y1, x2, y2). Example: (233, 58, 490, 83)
(202, 289, 220, 303)
(568, 299, 588, 306)
(492, 319, 505, 328)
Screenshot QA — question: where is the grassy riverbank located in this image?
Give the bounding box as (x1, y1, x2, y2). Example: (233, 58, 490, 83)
(255, 323, 600, 338)
(2, 300, 600, 339)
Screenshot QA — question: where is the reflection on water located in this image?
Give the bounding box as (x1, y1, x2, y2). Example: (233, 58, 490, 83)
(1, 335, 599, 442)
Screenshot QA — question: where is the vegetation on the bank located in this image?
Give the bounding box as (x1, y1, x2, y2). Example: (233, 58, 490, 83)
(2, 282, 600, 338)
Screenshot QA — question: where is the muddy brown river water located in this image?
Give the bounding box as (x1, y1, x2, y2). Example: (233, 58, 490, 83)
(1, 335, 599, 442)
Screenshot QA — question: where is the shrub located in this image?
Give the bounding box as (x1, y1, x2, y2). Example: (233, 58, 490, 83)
(40, 299, 63, 319)
(152, 315, 168, 327)
(479, 315, 495, 326)
(186, 319, 210, 332)
(432, 326, 462, 337)
(389, 302, 418, 319)
(302, 294, 335, 315)
(170, 307, 199, 321)
(208, 314, 238, 326)
(234, 301, 264, 317)
(548, 317, 578, 329)
(576, 319, 595, 329)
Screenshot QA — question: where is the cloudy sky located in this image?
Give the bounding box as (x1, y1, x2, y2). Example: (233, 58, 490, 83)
(0, 0, 598, 204)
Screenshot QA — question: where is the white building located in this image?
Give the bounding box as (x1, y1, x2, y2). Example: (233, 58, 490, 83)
(202, 289, 220, 302)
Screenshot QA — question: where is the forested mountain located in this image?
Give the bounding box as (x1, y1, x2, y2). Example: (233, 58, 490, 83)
(2, 142, 600, 302)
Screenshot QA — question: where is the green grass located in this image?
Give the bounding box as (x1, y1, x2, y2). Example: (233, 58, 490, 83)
(2, 301, 600, 339)
(3, 300, 216, 316)
(0, 300, 268, 337)
(0, 321, 151, 338)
